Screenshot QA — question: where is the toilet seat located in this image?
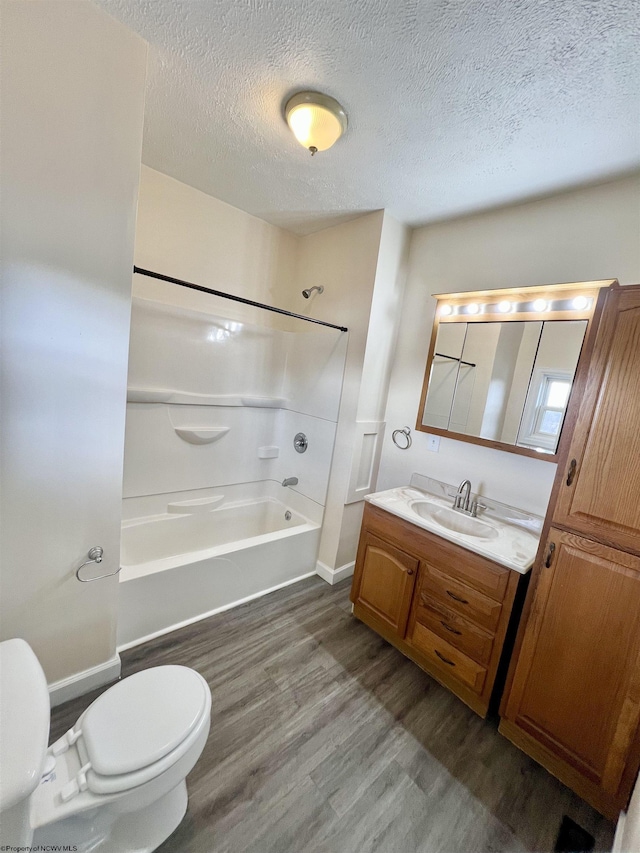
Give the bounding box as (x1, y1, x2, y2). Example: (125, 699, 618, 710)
(51, 666, 210, 801)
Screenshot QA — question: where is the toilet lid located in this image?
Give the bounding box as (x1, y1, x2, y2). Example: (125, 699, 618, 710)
(79, 665, 208, 776)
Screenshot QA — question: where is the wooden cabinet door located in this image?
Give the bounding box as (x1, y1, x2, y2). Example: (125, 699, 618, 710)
(554, 286, 640, 554)
(350, 532, 418, 637)
(501, 527, 640, 815)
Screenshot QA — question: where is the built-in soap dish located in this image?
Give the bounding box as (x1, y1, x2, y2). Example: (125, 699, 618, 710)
(174, 427, 230, 445)
(167, 495, 224, 514)
(258, 446, 279, 459)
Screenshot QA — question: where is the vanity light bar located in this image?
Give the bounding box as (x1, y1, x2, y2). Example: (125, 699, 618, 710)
(439, 296, 593, 317)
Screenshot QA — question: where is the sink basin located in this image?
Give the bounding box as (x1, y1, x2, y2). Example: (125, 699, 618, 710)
(410, 501, 499, 539)
(365, 480, 542, 573)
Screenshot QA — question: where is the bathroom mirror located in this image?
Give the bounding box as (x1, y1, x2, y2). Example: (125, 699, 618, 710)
(416, 282, 612, 460)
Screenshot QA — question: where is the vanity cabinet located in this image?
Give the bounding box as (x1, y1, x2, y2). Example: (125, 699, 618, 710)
(500, 284, 640, 818)
(352, 531, 418, 636)
(350, 503, 524, 718)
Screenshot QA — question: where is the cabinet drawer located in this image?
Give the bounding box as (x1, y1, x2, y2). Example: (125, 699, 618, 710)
(416, 594, 495, 666)
(421, 563, 502, 632)
(418, 536, 510, 602)
(409, 621, 487, 694)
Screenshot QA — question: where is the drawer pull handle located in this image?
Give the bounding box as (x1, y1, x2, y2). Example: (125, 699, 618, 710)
(435, 650, 456, 667)
(446, 590, 469, 605)
(566, 458, 577, 487)
(545, 541, 556, 568)
(440, 621, 462, 635)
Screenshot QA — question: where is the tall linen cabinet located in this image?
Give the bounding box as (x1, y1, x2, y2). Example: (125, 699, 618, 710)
(500, 283, 640, 819)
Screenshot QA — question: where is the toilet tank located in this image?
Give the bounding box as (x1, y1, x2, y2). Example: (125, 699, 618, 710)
(0, 638, 50, 846)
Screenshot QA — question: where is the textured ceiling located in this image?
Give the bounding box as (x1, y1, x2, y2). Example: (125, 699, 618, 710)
(95, 0, 640, 234)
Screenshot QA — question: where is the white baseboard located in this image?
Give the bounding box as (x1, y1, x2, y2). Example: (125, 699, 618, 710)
(48, 654, 121, 707)
(316, 560, 355, 585)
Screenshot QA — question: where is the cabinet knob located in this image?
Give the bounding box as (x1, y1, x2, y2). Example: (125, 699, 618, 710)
(407, 568, 414, 576)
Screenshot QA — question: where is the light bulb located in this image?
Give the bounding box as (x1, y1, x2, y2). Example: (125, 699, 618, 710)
(497, 300, 512, 313)
(285, 92, 347, 154)
(466, 303, 480, 315)
(440, 304, 452, 316)
(533, 299, 548, 312)
(572, 296, 589, 310)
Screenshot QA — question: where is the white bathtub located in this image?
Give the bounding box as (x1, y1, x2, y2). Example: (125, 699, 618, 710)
(117, 492, 321, 649)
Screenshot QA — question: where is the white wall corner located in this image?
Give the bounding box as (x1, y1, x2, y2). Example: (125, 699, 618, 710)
(316, 559, 355, 585)
(49, 654, 121, 707)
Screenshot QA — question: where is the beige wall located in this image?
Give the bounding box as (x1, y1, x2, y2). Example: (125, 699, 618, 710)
(0, 0, 147, 692)
(335, 213, 410, 569)
(378, 174, 640, 516)
(294, 212, 385, 573)
(134, 165, 298, 320)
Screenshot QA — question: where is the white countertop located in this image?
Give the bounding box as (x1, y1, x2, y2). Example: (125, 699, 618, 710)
(365, 484, 542, 574)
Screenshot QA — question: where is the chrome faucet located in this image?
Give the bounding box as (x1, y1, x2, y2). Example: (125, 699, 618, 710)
(454, 479, 472, 513)
(453, 479, 486, 517)
(282, 477, 298, 487)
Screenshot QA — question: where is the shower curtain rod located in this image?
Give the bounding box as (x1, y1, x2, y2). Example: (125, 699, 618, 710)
(133, 267, 348, 332)
(434, 351, 476, 368)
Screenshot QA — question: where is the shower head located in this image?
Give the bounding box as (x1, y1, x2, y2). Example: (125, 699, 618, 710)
(302, 285, 324, 299)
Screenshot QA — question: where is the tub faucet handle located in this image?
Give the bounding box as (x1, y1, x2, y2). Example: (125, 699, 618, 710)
(282, 477, 298, 487)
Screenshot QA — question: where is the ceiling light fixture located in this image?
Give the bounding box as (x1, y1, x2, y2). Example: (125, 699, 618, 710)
(284, 91, 348, 156)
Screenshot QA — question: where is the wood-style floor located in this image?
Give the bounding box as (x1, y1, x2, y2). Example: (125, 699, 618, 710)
(51, 577, 615, 853)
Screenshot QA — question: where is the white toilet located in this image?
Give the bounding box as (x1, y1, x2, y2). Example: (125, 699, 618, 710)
(0, 638, 211, 853)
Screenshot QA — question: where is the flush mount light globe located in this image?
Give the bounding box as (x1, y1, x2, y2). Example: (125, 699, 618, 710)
(284, 91, 348, 155)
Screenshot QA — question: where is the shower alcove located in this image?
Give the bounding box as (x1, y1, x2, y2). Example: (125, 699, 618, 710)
(118, 275, 347, 648)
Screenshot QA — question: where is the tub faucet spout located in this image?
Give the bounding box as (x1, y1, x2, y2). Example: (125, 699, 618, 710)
(282, 477, 298, 487)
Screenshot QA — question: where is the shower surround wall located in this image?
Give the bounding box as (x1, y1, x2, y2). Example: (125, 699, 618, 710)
(118, 290, 346, 646)
(133, 167, 410, 587)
